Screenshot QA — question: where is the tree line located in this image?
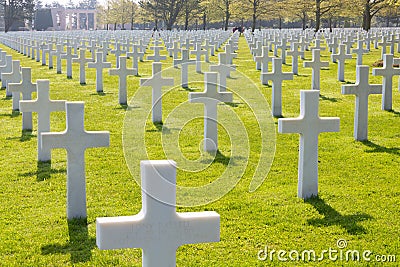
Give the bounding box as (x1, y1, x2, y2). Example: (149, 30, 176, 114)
(97, 0, 400, 32)
(1, 0, 400, 32)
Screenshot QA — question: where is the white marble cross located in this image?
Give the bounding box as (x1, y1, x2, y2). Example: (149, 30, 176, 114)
(342, 66, 381, 141)
(174, 49, 195, 88)
(109, 56, 136, 105)
(261, 58, 293, 117)
(61, 46, 78, 79)
(40, 43, 48, 66)
(372, 54, 400, 111)
(45, 43, 55, 69)
(2, 60, 21, 109)
(140, 62, 174, 123)
(168, 41, 181, 59)
(41, 102, 110, 219)
(110, 42, 125, 68)
(96, 160, 220, 266)
(222, 44, 237, 65)
(51, 44, 66, 74)
(88, 52, 112, 93)
(255, 46, 272, 73)
(8, 68, 36, 130)
(378, 36, 390, 59)
(127, 44, 143, 73)
(331, 44, 352, 82)
(72, 49, 93, 85)
(189, 72, 233, 152)
(303, 49, 329, 90)
(190, 43, 207, 73)
(278, 90, 340, 199)
(352, 40, 368, 65)
(209, 53, 235, 92)
(147, 46, 166, 62)
(286, 42, 304, 75)
(19, 80, 66, 162)
(0, 55, 13, 90)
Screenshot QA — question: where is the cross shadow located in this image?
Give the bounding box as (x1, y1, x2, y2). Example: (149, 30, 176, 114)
(225, 102, 240, 108)
(305, 196, 373, 235)
(146, 122, 171, 134)
(6, 130, 36, 142)
(19, 161, 66, 181)
(0, 110, 20, 118)
(41, 218, 96, 264)
(79, 82, 87, 86)
(319, 94, 339, 103)
(181, 86, 196, 92)
(343, 81, 355, 84)
(115, 104, 130, 110)
(1, 96, 12, 101)
(361, 140, 400, 156)
(388, 109, 400, 117)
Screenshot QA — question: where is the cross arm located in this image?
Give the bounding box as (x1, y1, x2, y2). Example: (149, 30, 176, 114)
(96, 213, 146, 250)
(278, 118, 304, 134)
(84, 131, 110, 148)
(317, 118, 340, 133)
(176, 211, 220, 245)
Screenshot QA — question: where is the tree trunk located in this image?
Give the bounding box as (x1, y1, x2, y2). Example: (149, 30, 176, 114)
(329, 17, 332, 32)
(184, 5, 189, 30)
(224, 1, 230, 30)
(315, 0, 321, 32)
(203, 12, 207, 30)
(363, 3, 371, 31)
(278, 17, 282, 30)
(302, 14, 306, 30)
(252, 13, 256, 32)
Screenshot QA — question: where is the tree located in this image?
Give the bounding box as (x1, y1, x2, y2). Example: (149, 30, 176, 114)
(285, 0, 313, 30)
(361, 0, 396, 31)
(233, 0, 268, 32)
(0, 0, 35, 32)
(78, 0, 98, 9)
(182, 0, 199, 30)
(314, 0, 342, 32)
(139, 0, 185, 30)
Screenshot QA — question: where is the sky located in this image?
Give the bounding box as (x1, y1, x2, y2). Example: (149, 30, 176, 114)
(40, 0, 107, 6)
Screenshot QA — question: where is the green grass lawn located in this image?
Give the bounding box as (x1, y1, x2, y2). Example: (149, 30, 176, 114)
(0, 33, 399, 266)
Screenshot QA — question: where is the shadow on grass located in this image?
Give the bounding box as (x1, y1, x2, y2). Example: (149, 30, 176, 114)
(319, 94, 339, 103)
(361, 140, 400, 156)
(388, 109, 400, 117)
(225, 102, 241, 108)
(181, 86, 196, 92)
(305, 196, 373, 235)
(6, 130, 36, 142)
(0, 110, 20, 118)
(90, 92, 108, 96)
(41, 218, 95, 264)
(19, 161, 66, 181)
(146, 122, 171, 134)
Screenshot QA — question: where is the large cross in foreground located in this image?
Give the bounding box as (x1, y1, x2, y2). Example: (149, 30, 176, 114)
(96, 160, 220, 267)
(278, 90, 340, 199)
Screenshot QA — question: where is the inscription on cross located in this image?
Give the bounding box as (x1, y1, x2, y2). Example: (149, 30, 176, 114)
(96, 160, 220, 266)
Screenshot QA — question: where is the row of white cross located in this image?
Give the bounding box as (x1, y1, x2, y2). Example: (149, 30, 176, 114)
(1, 28, 399, 266)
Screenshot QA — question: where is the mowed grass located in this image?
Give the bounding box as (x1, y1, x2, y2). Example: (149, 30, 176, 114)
(0, 32, 399, 266)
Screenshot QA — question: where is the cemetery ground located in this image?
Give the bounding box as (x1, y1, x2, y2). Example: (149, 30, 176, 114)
(0, 35, 399, 266)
